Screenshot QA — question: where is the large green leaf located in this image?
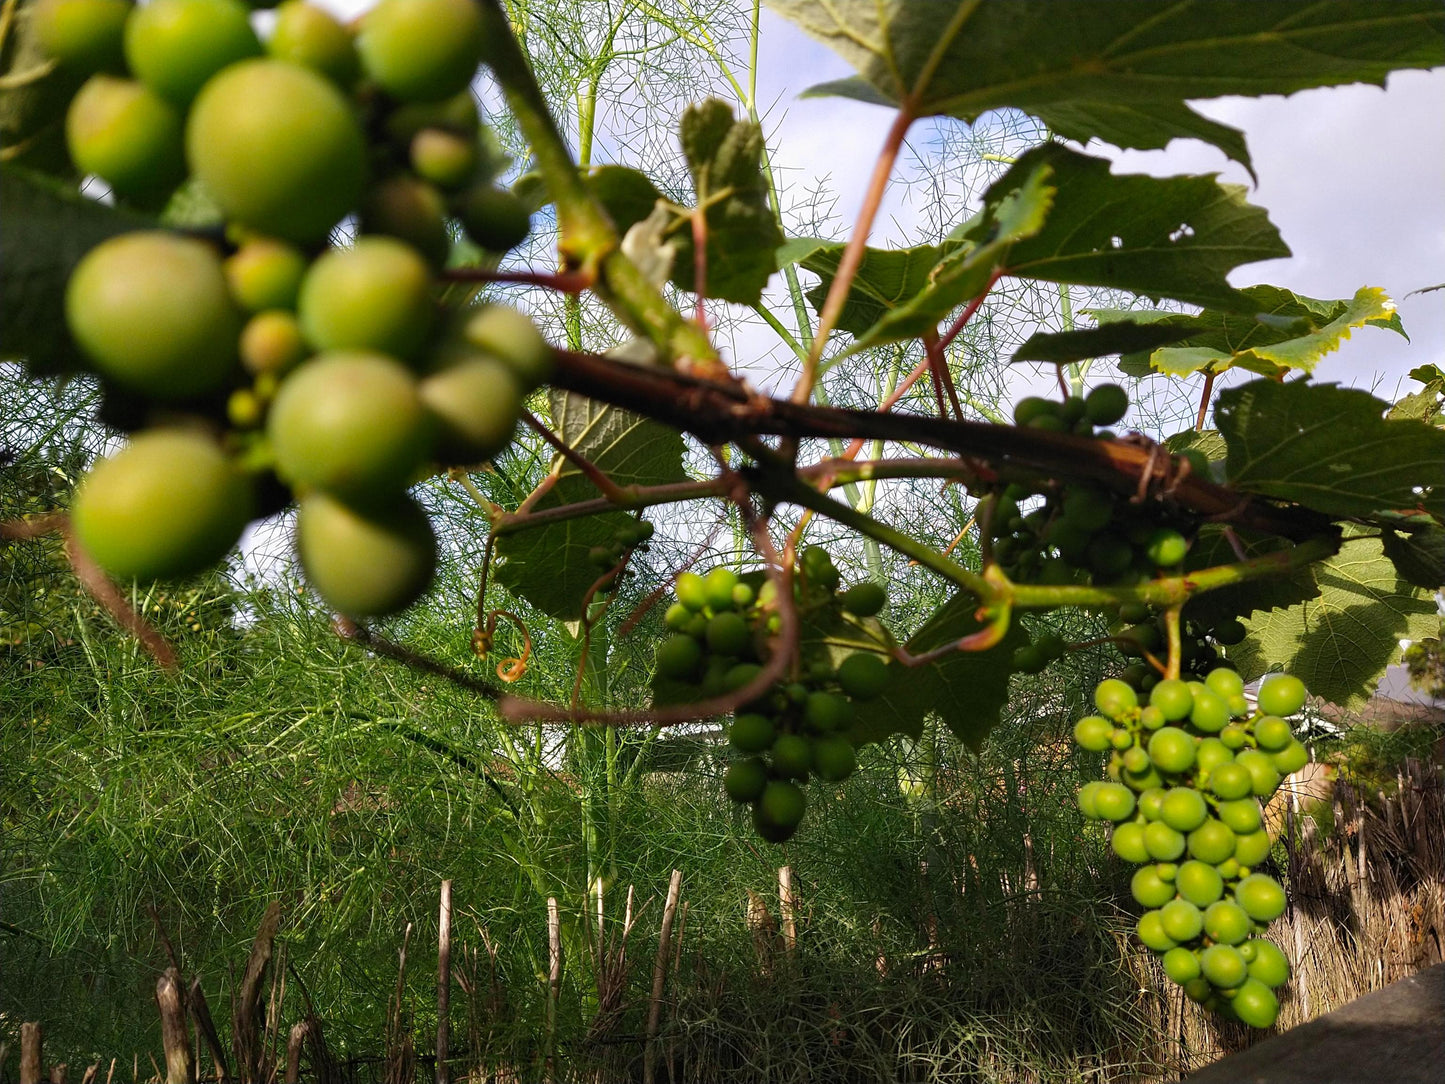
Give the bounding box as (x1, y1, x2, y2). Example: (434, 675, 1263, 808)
(1112, 285, 1405, 378)
(1228, 530, 1439, 710)
(777, 236, 947, 337)
(1012, 320, 1197, 365)
(869, 593, 1029, 751)
(669, 99, 784, 305)
(1381, 527, 1445, 591)
(0, 166, 149, 374)
(494, 394, 687, 620)
(767, 1, 1445, 171)
(1215, 379, 1445, 522)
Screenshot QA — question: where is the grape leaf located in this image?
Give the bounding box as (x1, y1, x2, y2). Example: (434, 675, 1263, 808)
(1180, 527, 1322, 628)
(1113, 286, 1404, 379)
(669, 99, 783, 305)
(864, 593, 1029, 751)
(1215, 379, 1445, 522)
(494, 394, 687, 620)
(1380, 528, 1445, 591)
(1228, 530, 1439, 710)
(586, 165, 665, 235)
(1012, 320, 1197, 365)
(776, 236, 946, 337)
(0, 166, 150, 375)
(767, 1, 1445, 171)
(1386, 366, 1444, 423)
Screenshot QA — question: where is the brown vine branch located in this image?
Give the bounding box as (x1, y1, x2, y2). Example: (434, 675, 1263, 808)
(61, 524, 178, 673)
(0, 512, 65, 539)
(523, 411, 629, 501)
(438, 268, 593, 292)
(334, 616, 501, 700)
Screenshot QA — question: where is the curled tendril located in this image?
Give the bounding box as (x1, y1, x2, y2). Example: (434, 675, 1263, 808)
(473, 609, 532, 683)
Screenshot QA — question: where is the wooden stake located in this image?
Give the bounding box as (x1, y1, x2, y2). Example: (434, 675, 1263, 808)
(283, 1022, 310, 1084)
(48, 1064, 67, 1084)
(437, 880, 453, 1084)
(643, 870, 683, 1084)
(778, 866, 798, 956)
(157, 968, 194, 1084)
(544, 896, 562, 1081)
(187, 978, 229, 1083)
(232, 903, 281, 1084)
(20, 1023, 42, 1084)
(79, 1063, 99, 1084)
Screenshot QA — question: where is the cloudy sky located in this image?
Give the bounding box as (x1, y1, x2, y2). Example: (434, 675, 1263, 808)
(747, 9, 1444, 395)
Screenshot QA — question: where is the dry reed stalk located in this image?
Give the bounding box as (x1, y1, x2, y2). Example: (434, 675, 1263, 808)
(19, 1024, 41, 1084)
(437, 880, 453, 1084)
(156, 968, 193, 1084)
(643, 870, 683, 1084)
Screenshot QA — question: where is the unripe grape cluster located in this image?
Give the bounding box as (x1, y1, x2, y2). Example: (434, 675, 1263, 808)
(32, 0, 553, 618)
(656, 547, 890, 843)
(1074, 670, 1312, 1027)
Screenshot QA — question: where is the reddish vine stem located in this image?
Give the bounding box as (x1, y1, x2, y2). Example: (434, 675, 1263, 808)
(1196, 370, 1217, 431)
(61, 524, 178, 673)
(522, 411, 627, 501)
(334, 616, 501, 699)
(545, 348, 1331, 542)
(0, 512, 65, 539)
(438, 268, 593, 292)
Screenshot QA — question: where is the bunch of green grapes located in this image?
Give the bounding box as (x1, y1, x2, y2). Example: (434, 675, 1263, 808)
(654, 547, 891, 843)
(33, 0, 552, 618)
(988, 384, 1205, 592)
(1074, 670, 1312, 1027)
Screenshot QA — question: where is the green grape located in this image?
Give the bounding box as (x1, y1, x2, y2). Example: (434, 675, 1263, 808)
(813, 736, 857, 782)
(804, 692, 853, 734)
(298, 237, 434, 360)
(1235, 874, 1287, 921)
(1254, 715, 1294, 752)
(1110, 728, 1134, 751)
(1203, 900, 1252, 945)
(1139, 705, 1166, 731)
(455, 306, 554, 390)
(419, 358, 522, 462)
(411, 128, 477, 189)
(1220, 724, 1248, 750)
(1212, 617, 1247, 646)
(188, 59, 366, 242)
(699, 657, 731, 697)
(1145, 528, 1188, 568)
(1094, 678, 1138, 719)
(1012, 644, 1047, 674)
(1258, 673, 1308, 717)
(1236, 750, 1282, 796)
(654, 635, 702, 681)
(1209, 762, 1254, 801)
(267, 351, 432, 498)
(683, 614, 707, 640)
(457, 183, 532, 252)
(1130, 866, 1175, 909)
(1147, 727, 1196, 774)
(1076, 780, 1104, 819)
(840, 581, 886, 617)
(1233, 829, 1273, 869)
(1187, 819, 1237, 864)
(360, 175, 452, 266)
(1230, 978, 1279, 1028)
(1144, 822, 1186, 861)
(1012, 396, 1057, 426)
(1084, 383, 1129, 426)
(66, 231, 240, 398)
(1195, 738, 1234, 776)
(239, 310, 308, 375)
(771, 734, 812, 780)
(1136, 910, 1177, 953)
(1159, 788, 1208, 833)
(1124, 762, 1165, 793)
(1271, 739, 1309, 776)
(1123, 747, 1151, 775)
(357, 0, 485, 102)
(70, 429, 252, 582)
(723, 663, 762, 693)
(723, 758, 767, 803)
(1182, 977, 1213, 1004)
(754, 781, 806, 843)
(1246, 939, 1290, 988)
(1217, 798, 1263, 835)
(295, 493, 437, 618)
(1175, 860, 1224, 908)
(1215, 857, 1241, 881)
(386, 90, 480, 144)
(705, 612, 751, 656)
(1074, 715, 1116, 752)
(1093, 782, 1136, 822)
(1087, 533, 1133, 578)
(33, 0, 130, 73)
(66, 76, 186, 202)
(1111, 822, 1150, 863)
(1149, 679, 1194, 722)
(1227, 694, 1252, 718)
(1162, 947, 1201, 985)
(267, 0, 359, 85)
(837, 653, 888, 701)
(1200, 944, 1248, 990)
(663, 603, 691, 632)
(731, 583, 755, 608)
(1159, 899, 1203, 942)
(1156, 862, 1178, 883)
(703, 567, 739, 611)
(1205, 667, 1245, 699)
(799, 546, 839, 589)
(1059, 396, 1087, 425)
(225, 238, 307, 312)
(1062, 487, 1113, 533)
(1190, 688, 1231, 733)
(1138, 788, 1166, 822)
(674, 572, 707, 612)
(124, 0, 261, 105)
